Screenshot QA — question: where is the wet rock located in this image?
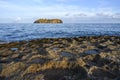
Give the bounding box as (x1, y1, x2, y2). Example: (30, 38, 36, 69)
(43, 66, 87, 80)
(11, 53, 24, 62)
(0, 76, 9, 80)
(0, 64, 2, 73)
(22, 73, 45, 80)
(22, 73, 36, 80)
(35, 74, 45, 80)
(97, 44, 107, 49)
(60, 52, 75, 58)
(11, 48, 18, 51)
(80, 45, 87, 48)
(89, 67, 117, 79)
(0, 36, 119, 80)
(29, 58, 45, 64)
(38, 48, 48, 55)
(93, 55, 112, 66)
(84, 49, 99, 55)
(115, 76, 120, 80)
(0, 58, 12, 63)
(52, 47, 59, 51)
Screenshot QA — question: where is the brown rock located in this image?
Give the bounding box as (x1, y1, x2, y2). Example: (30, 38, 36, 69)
(1, 62, 26, 77)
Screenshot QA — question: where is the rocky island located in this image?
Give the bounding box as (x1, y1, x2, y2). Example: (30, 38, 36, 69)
(34, 19, 63, 23)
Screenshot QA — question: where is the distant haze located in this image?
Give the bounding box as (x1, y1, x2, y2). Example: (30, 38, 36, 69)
(0, 0, 120, 23)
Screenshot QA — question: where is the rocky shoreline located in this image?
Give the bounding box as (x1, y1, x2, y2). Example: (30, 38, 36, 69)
(0, 36, 120, 80)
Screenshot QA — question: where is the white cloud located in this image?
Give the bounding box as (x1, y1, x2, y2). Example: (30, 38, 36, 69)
(95, 13, 112, 18)
(113, 13, 120, 18)
(74, 13, 87, 17)
(0, 0, 11, 8)
(15, 17, 22, 22)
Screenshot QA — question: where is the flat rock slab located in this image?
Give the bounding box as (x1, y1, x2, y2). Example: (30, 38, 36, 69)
(29, 58, 45, 64)
(84, 49, 99, 55)
(60, 52, 75, 58)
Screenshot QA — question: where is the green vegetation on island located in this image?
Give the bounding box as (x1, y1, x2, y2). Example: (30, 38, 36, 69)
(34, 19, 63, 23)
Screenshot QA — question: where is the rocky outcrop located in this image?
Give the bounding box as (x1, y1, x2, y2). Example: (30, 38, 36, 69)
(34, 19, 63, 23)
(0, 36, 120, 80)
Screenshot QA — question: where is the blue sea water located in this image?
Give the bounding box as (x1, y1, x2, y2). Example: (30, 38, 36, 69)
(0, 23, 120, 42)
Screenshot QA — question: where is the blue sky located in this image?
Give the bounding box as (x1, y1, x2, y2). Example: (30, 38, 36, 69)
(0, 0, 120, 23)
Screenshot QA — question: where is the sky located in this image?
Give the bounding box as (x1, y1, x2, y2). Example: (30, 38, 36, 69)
(0, 0, 120, 23)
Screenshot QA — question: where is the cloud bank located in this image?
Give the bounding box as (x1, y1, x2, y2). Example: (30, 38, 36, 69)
(0, 0, 120, 23)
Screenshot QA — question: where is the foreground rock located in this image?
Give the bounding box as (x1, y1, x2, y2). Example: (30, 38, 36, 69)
(34, 19, 63, 23)
(0, 36, 120, 80)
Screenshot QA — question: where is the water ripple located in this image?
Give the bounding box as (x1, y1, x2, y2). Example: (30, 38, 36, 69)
(0, 23, 120, 42)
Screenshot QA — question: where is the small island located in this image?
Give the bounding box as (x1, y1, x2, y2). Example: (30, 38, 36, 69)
(34, 18, 63, 23)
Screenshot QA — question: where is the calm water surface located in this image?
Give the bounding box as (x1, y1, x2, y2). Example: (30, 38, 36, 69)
(0, 23, 120, 42)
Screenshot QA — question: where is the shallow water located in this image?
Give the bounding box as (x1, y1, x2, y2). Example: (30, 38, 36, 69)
(0, 23, 120, 42)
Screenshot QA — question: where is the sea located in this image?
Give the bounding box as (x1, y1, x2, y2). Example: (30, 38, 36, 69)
(0, 23, 120, 43)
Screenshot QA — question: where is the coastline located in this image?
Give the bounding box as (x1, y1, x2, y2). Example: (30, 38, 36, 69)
(0, 36, 120, 80)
